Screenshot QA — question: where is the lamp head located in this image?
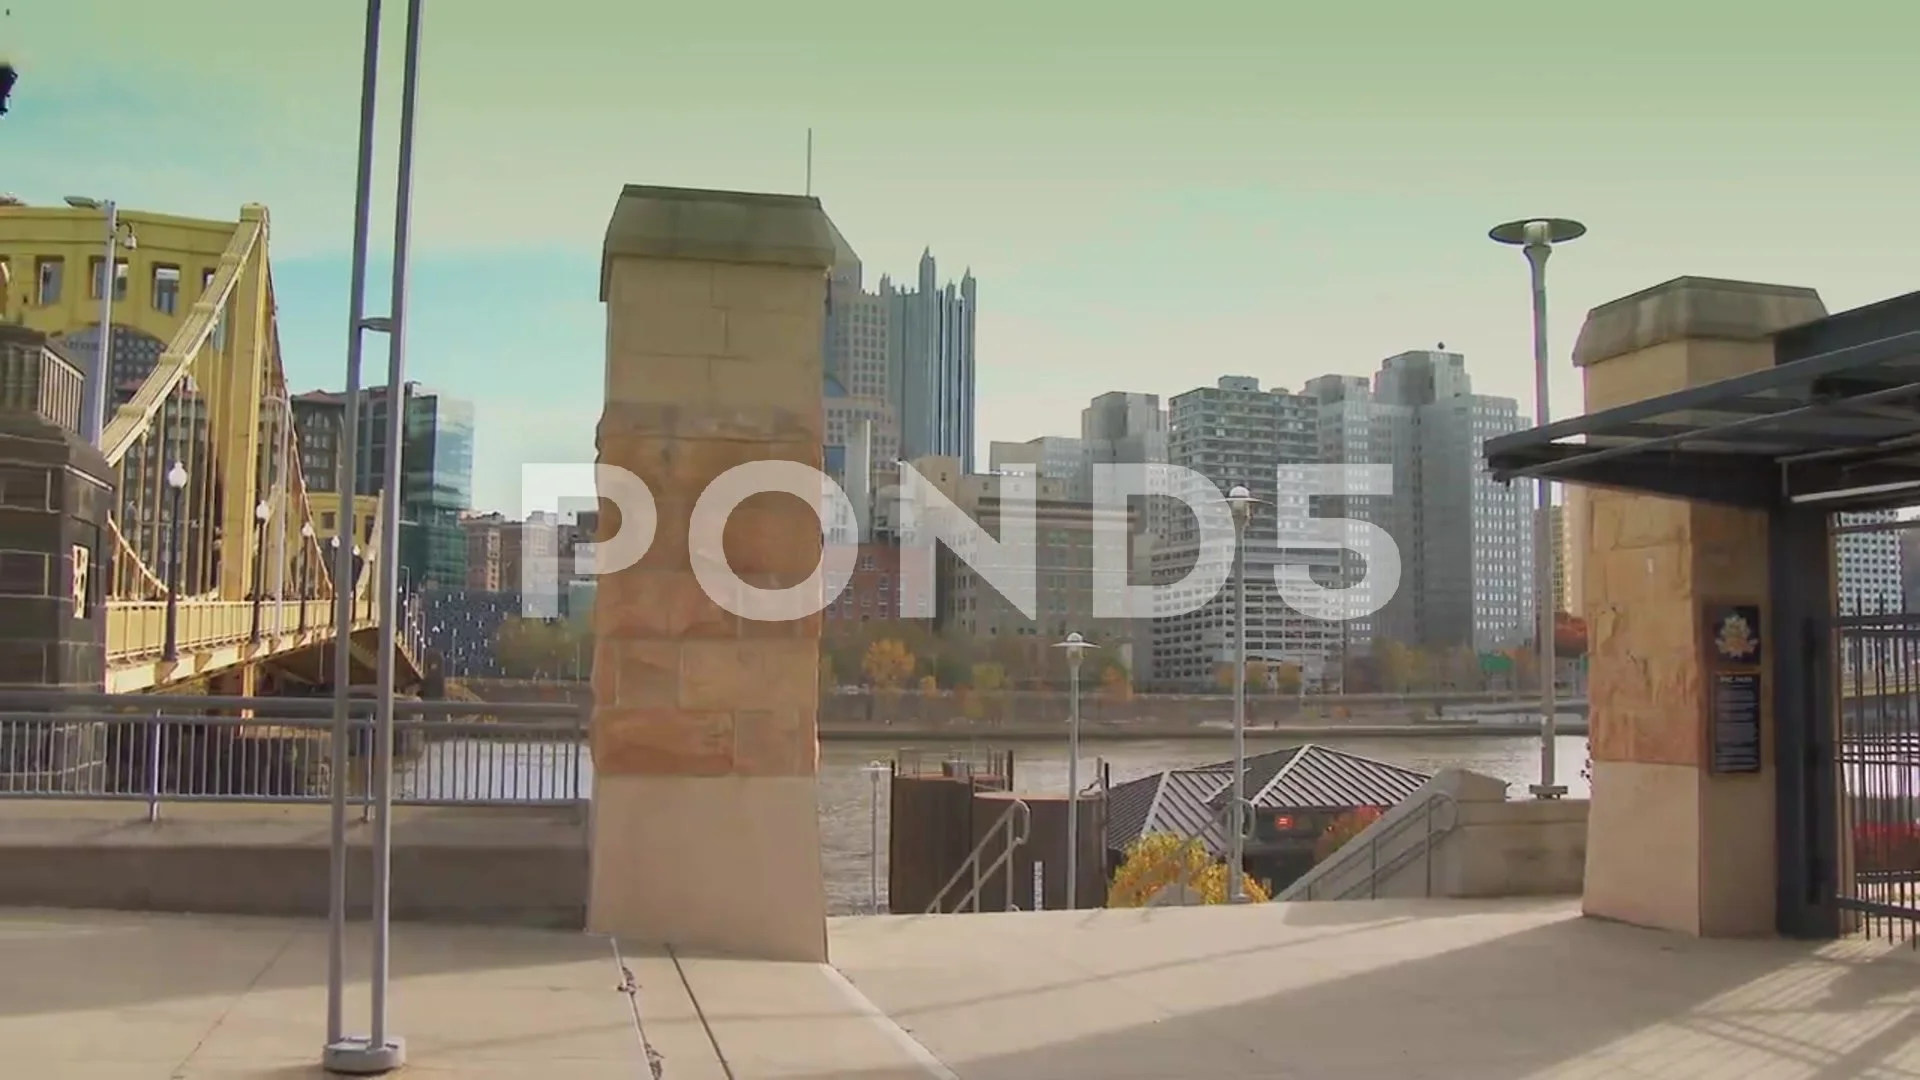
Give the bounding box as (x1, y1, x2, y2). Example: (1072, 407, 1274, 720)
(255, 501, 270, 522)
(1488, 217, 1586, 249)
(301, 522, 315, 538)
(63, 195, 100, 210)
(165, 462, 188, 490)
(1052, 630, 1096, 664)
(1226, 484, 1255, 524)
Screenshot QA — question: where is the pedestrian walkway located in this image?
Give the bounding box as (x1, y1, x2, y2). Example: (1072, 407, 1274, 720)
(2, 899, 1916, 1078)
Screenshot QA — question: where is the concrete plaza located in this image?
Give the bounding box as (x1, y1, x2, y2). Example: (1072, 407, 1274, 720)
(2, 898, 1916, 1079)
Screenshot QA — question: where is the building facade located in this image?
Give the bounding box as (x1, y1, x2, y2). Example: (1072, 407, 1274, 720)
(1152, 377, 1340, 689)
(1361, 349, 1533, 653)
(884, 251, 975, 467)
(988, 436, 1088, 499)
(292, 382, 475, 590)
(1835, 510, 1904, 615)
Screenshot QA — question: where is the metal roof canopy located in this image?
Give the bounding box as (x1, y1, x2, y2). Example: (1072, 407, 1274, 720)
(1485, 291, 1920, 513)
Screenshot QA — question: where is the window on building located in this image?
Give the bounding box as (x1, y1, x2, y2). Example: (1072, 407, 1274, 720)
(152, 265, 181, 315)
(35, 257, 63, 304)
(201, 268, 217, 295)
(321, 511, 336, 530)
(89, 257, 129, 302)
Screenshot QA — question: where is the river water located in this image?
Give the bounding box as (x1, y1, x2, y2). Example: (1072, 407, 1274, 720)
(403, 732, 1591, 915)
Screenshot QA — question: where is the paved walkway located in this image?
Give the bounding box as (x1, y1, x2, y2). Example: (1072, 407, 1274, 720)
(2, 899, 1916, 1078)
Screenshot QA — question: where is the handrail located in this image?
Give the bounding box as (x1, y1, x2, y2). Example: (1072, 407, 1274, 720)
(925, 798, 1032, 914)
(1295, 789, 1460, 901)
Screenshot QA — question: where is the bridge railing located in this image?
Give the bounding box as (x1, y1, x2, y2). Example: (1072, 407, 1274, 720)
(107, 595, 379, 662)
(0, 693, 588, 815)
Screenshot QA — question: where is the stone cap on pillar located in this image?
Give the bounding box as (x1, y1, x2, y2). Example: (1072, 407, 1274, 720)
(599, 185, 838, 301)
(1572, 276, 1829, 369)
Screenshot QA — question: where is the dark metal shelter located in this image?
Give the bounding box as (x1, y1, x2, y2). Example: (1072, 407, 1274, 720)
(1106, 745, 1432, 895)
(1485, 286, 1920, 943)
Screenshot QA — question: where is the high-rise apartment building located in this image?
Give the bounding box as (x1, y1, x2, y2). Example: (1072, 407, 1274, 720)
(291, 383, 475, 590)
(1304, 350, 1533, 655)
(1365, 349, 1533, 653)
(1303, 374, 1386, 656)
(1835, 510, 1904, 614)
(1151, 376, 1340, 688)
(1548, 504, 1569, 614)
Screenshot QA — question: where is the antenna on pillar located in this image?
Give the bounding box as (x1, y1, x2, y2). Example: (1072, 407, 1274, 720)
(806, 127, 814, 197)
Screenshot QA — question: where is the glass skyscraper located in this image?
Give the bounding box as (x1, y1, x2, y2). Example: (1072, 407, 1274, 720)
(291, 382, 474, 590)
(400, 389, 474, 590)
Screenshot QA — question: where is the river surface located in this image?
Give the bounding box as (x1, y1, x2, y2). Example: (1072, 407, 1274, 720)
(401, 732, 1592, 915)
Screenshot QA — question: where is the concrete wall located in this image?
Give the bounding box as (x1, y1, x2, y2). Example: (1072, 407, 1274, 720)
(1279, 769, 1588, 902)
(459, 677, 1556, 729)
(0, 803, 587, 928)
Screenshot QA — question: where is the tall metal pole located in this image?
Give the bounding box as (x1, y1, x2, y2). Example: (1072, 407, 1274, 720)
(82, 201, 117, 446)
(1490, 218, 1582, 800)
(1525, 242, 1560, 799)
(1229, 510, 1248, 902)
(863, 761, 885, 913)
(1066, 651, 1082, 910)
(323, 0, 383, 1064)
(366, 0, 424, 1063)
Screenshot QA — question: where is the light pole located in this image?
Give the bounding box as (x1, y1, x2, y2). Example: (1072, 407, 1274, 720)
(251, 500, 270, 642)
(1052, 631, 1095, 910)
(163, 462, 187, 661)
(860, 760, 889, 913)
(63, 195, 137, 447)
(300, 522, 315, 632)
(1225, 484, 1255, 902)
(1490, 217, 1584, 800)
(321, 0, 426, 1070)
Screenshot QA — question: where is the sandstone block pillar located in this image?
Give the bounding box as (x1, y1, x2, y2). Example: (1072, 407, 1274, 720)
(1574, 277, 1827, 937)
(589, 186, 835, 962)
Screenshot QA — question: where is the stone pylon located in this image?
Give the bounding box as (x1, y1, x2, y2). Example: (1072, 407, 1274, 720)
(588, 186, 837, 962)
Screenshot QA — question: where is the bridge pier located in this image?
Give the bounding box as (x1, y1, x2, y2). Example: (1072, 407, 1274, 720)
(0, 334, 113, 790)
(586, 186, 837, 962)
(1573, 278, 1829, 936)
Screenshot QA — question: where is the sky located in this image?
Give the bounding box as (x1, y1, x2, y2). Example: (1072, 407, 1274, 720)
(6, 1, 1919, 513)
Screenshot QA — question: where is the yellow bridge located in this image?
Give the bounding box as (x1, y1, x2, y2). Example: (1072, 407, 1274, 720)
(1, 201, 413, 694)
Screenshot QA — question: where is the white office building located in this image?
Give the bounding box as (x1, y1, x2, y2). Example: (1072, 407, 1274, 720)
(1151, 376, 1341, 689)
(1836, 510, 1904, 615)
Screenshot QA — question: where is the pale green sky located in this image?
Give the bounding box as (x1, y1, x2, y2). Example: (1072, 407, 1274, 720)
(6, 1, 1918, 509)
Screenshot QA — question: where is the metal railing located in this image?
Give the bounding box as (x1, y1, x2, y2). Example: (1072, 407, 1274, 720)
(0, 691, 587, 817)
(1290, 790, 1460, 901)
(926, 798, 1033, 914)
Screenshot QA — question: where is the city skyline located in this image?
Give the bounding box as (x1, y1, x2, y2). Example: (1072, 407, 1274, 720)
(9, 3, 1920, 513)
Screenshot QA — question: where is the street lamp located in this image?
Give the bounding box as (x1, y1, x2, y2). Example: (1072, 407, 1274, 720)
(860, 760, 889, 913)
(251, 500, 271, 642)
(163, 462, 188, 661)
(1052, 632, 1096, 909)
(300, 522, 315, 632)
(64, 195, 138, 448)
(1225, 484, 1256, 902)
(1489, 217, 1585, 800)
